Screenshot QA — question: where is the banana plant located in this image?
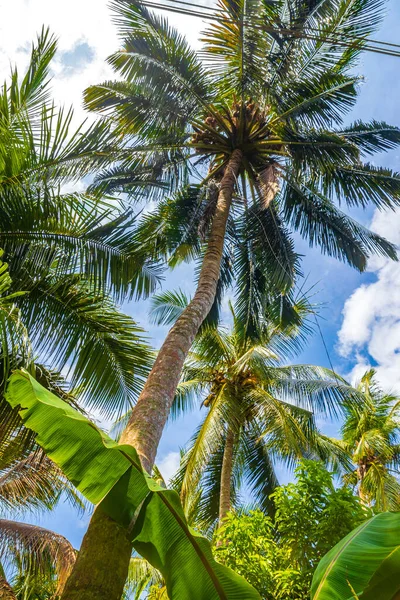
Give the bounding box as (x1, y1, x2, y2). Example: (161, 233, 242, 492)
(5, 370, 261, 599)
(311, 512, 400, 600)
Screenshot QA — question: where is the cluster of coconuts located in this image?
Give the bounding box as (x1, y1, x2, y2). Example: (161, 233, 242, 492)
(191, 98, 268, 151)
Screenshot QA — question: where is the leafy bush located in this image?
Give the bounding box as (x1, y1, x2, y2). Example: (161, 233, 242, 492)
(214, 460, 368, 599)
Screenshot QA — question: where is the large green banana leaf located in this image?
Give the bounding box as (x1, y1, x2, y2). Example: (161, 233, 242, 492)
(6, 370, 260, 600)
(311, 512, 400, 600)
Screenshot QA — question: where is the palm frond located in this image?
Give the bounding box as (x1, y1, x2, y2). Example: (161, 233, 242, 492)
(322, 163, 400, 210)
(338, 120, 400, 155)
(234, 202, 300, 338)
(179, 385, 228, 506)
(108, 0, 212, 128)
(149, 289, 189, 325)
(274, 72, 360, 129)
(0, 453, 63, 514)
(201, 0, 269, 97)
(0, 519, 75, 596)
(124, 555, 163, 600)
(19, 276, 154, 417)
(239, 422, 279, 516)
(0, 192, 162, 301)
(0, 27, 56, 136)
(282, 178, 398, 271)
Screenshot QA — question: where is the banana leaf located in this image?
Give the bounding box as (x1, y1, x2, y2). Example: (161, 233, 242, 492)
(6, 370, 260, 600)
(311, 512, 400, 600)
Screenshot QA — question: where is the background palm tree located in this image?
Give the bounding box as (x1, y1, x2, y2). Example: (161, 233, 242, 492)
(0, 439, 80, 598)
(0, 33, 159, 599)
(153, 297, 354, 528)
(64, 0, 400, 596)
(335, 369, 400, 511)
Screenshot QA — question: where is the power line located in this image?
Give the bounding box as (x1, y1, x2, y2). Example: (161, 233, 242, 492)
(146, 0, 400, 51)
(148, 0, 400, 50)
(139, 0, 400, 59)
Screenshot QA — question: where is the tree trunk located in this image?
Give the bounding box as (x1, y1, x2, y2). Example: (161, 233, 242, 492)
(219, 426, 235, 526)
(60, 508, 132, 600)
(0, 575, 17, 600)
(357, 461, 369, 505)
(61, 149, 243, 600)
(120, 148, 243, 468)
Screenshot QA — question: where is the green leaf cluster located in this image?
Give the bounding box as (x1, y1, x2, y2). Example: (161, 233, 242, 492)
(214, 460, 368, 600)
(0, 27, 156, 418)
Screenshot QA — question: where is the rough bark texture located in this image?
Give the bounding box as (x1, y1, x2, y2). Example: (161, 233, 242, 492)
(357, 461, 368, 503)
(0, 576, 16, 600)
(120, 148, 243, 470)
(60, 150, 243, 600)
(60, 508, 132, 600)
(219, 427, 235, 526)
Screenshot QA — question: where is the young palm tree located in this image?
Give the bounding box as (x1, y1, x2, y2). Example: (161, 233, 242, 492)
(336, 369, 400, 511)
(161, 302, 354, 528)
(67, 0, 400, 596)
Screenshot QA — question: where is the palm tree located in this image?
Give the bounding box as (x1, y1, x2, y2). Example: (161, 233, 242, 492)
(0, 443, 79, 598)
(64, 0, 400, 596)
(0, 27, 156, 420)
(0, 33, 159, 599)
(84, 0, 400, 469)
(336, 369, 400, 511)
(161, 302, 353, 528)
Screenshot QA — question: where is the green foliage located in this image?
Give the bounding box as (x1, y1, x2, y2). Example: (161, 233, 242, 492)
(12, 570, 57, 600)
(0, 29, 156, 416)
(214, 461, 368, 600)
(0, 250, 29, 381)
(6, 370, 261, 599)
(311, 512, 400, 600)
(169, 308, 358, 530)
(333, 369, 400, 510)
(83, 0, 400, 339)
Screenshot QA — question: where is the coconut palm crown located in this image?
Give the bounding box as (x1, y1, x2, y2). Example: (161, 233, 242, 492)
(338, 369, 400, 511)
(161, 301, 356, 529)
(86, 0, 400, 294)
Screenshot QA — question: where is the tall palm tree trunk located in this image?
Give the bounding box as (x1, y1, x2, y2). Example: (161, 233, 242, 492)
(61, 149, 243, 600)
(357, 462, 368, 504)
(120, 148, 243, 469)
(219, 427, 235, 526)
(0, 576, 17, 600)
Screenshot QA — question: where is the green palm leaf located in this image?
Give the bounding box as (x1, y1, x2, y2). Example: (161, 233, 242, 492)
(19, 276, 154, 417)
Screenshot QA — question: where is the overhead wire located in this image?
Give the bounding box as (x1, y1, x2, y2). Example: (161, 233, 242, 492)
(139, 0, 400, 59)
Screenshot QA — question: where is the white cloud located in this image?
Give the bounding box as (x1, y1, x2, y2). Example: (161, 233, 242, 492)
(338, 209, 400, 391)
(157, 451, 181, 484)
(0, 1, 207, 126)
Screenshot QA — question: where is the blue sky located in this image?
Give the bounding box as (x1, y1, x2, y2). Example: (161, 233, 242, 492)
(2, 0, 400, 552)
